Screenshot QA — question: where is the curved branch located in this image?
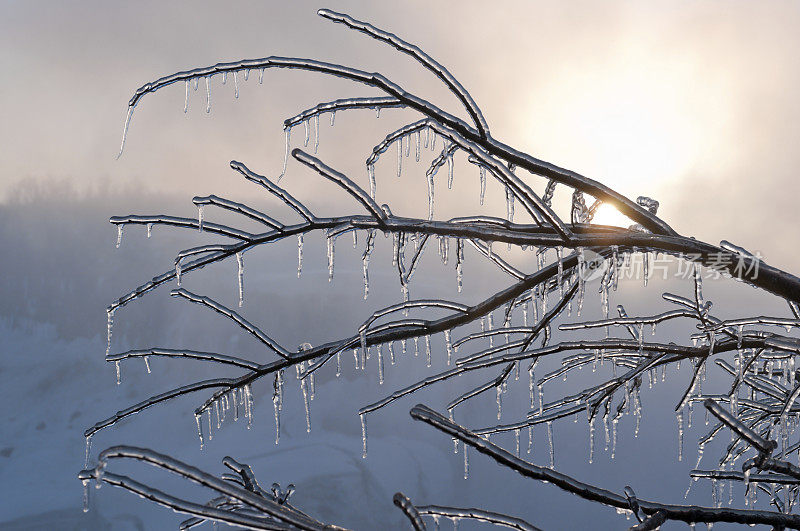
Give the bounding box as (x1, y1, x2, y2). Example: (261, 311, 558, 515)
(291, 149, 386, 225)
(318, 9, 490, 139)
(410, 404, 800, 528)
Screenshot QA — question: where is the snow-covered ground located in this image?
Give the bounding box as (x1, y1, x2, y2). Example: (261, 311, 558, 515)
(1, 193, 791, 530)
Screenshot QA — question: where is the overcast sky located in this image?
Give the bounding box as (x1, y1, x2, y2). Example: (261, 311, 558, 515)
(2, 0, 799, 268)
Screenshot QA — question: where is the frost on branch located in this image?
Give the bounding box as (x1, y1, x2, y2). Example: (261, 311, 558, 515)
(88, 6, 800, 530)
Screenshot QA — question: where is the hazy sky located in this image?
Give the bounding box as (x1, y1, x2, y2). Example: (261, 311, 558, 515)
(2, 0, 799, 269)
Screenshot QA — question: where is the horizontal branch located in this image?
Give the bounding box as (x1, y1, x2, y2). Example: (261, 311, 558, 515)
(410, 404, 800, 528)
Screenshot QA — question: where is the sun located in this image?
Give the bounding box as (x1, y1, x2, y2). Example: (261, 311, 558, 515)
(590, 203, 632, 228)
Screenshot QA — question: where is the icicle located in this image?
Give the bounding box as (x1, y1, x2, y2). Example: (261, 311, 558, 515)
(279, 128, 291, 181)
(463, 444, 469, 479)
(233, 71, 239, 99)
(487, 313, 495, 347)
(359, 328, 369, 362)
(526, 425, 533, 454)
(313, 115, 319, 154)
(363, 230, 375, 299)
(259, 68, 264, 84)
(235, 252, 244, 306)
(115, 106, 134, 159)
(528, 367, 535, 407)
(297, 233, 303, 278)
(637, 323, 644, 354)
(144, 355, 151, 374)
(479, 167, 486, 205)
(611, 417, 618, 459)
(445, 330, 452, 365)
(589, 416, 595, 464)
(243, 69, 249, 81)
(447, 153, 454, 189)
(194, 413, 204, 449)
(146, 223, 152, 238)
(84, 435, 92, 468)
(115, 225, 123, 248)
(415, 130, 420, 162)
(303, 119, 309, 147)
(222, 72, 227, 84)
(643, 251, 650, 287)
(505, 186, 515, 222)
(425, 335, 432, 367)
(547, 421, 555, 468)
(515, 428, 521, 457)
(302, 375, 311, 433)
(427, 169, 435, 220)
(205, 76, 211, 113)
(677, 410, 684, 461)
(115, 360, 121, 385)
(368, 164, 376, 200)
(244, 384, 253, 429)
(330, 110, 335, 126)
(456, 239, 464, 293)
(360, 413, 368, 458)
(183, 80, 189, 113)
(105, 308, 115, 357)
(576, 248, 585, 315)
(388, 341, 395, 365)
(496, 385, 503, 419)
(82, 478, 90, 513)
(397, 140, 403, 177)
(327, 232, 335, 282)
(375, 107, 381, 119)
(378, 344, 384, 384)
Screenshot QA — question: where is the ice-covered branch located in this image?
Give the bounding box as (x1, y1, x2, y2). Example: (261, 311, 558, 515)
(230, 160, 316, 222)
(107, 348, 260, 370)
(193, 195, 285, 231)
(291, 149, 386, 225)
(392, 492, 427, 531)
(704, 399, 778, 456)
(171, 288, 291, 359)
(318, 9, 490, 139)
(284, 96, 404, 129)
(415, 505, 541, 531)
(81, 446, 344, 530)
(410, 404, 800, 528)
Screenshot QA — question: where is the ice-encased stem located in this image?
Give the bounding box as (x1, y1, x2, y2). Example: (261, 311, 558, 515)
(205, 76, 211, 113)
(479, 167, 486, 205)
(297, 233, 303, 278)
(236, 252, 244, 307)
(360, 413, 368, 458)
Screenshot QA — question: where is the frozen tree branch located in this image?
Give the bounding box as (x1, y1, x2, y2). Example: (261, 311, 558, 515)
(86, 6, 800, 528)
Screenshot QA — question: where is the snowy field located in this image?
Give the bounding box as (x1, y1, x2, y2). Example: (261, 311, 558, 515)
(0, 194, 790, 530)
